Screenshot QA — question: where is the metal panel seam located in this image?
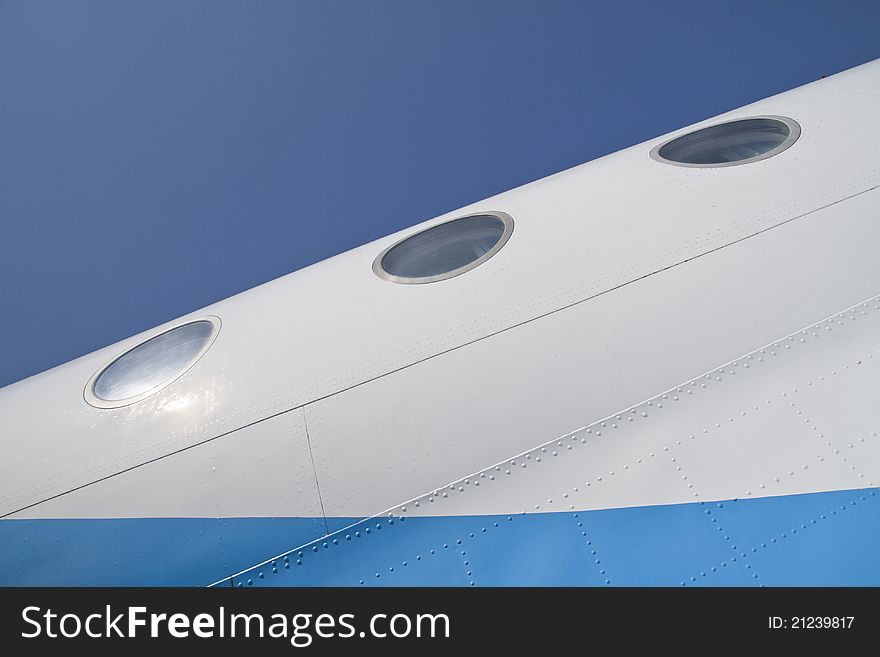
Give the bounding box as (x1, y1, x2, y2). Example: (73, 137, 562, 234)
(8, 185, 878, 518)
(302, 407, 330, 535)
(208, 290, 880, 586)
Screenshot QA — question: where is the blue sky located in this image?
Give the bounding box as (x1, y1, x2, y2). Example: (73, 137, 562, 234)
(1, 1, 879, 388)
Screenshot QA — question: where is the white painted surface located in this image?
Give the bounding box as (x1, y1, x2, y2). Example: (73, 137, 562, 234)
(392, 293, 880, 519)
(9, 409, 323, 520)
(2, 59, 879, 525)
(309, 190, 880, 518)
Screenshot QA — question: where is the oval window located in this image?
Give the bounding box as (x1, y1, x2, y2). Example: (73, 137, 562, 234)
(373, 212, 514, 284)
(86, 318, 219, 407)
(650, 116, 800, 167)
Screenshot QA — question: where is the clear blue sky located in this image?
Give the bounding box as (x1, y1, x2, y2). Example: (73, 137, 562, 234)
(1, 1, 879, 388)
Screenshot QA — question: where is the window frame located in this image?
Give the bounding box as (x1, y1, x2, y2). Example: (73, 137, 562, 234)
(649, 115, 801, 168)
(372, 211, 515, 285)
(84, 316, 221, 409)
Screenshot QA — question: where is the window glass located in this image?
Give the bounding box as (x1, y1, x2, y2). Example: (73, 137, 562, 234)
(653, 117, 800, 167)
(92, 320, 216, 402)
(376, 213, 512, 283)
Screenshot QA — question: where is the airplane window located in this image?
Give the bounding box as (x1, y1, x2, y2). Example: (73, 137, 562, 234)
(373, 212, 513, 284)
(650, 116, 800, 167)
(86, 319, 218, 407)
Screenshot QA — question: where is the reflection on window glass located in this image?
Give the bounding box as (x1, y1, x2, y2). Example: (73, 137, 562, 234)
(655, 117, 799, 166)
(93, 320, 215, 401)
(378, 214, 511, 282)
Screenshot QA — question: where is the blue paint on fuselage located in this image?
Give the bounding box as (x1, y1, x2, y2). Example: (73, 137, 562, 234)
(2, 487, 878, 586)
(0, 516, 326, 586)
(231, 487, 880, 587)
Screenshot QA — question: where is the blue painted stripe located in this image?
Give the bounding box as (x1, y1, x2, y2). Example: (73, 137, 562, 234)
(0, 517, 326, 586)
(2, 488, 878, 586)
(232, 487, 880, 587)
